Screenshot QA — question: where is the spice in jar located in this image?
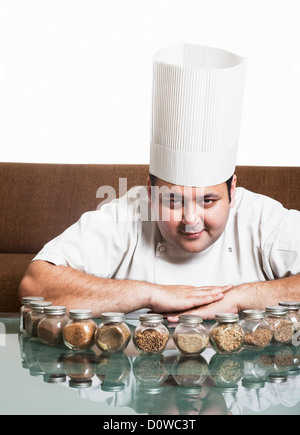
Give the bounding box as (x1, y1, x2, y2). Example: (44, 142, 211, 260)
(173, 314, 209, 355)
(265, 306, 294, 344)
(25, 301, 53, 339)
(133, 313, 169, 354)
(279, 302, 300, 343)
(209, 313, 244, 354)
(240, 310, 273, 350)
(63, 309, 97, 350)
(37, 306, 69, 345)
(20, 296, 44, 333)
(95, 312, 131, 352)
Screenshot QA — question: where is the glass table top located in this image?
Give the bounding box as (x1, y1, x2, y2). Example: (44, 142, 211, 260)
(1, 314, 300, 416)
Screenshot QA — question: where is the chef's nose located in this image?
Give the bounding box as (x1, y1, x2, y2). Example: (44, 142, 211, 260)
(182, 201, 203, 226)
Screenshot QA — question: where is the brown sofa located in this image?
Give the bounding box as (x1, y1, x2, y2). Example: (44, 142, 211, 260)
(1, 162, 299, 312)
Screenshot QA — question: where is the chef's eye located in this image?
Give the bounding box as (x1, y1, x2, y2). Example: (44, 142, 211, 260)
(203, 198, 216, 207)
(162, 195, 182, 208)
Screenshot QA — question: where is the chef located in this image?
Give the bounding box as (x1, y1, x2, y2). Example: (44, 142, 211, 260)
(19, 43, 300, 320)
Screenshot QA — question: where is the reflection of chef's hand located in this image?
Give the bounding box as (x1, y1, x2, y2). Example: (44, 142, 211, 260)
(149, 284, 233, 316)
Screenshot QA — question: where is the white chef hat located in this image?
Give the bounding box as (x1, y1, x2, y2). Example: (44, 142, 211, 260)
(149, 43, 247, 187)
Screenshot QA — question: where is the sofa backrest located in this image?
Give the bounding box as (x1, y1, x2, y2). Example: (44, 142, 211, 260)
(0, 163, 299, 254)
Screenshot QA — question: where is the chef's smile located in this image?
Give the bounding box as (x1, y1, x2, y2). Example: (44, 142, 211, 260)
(179, 229, 205, 239)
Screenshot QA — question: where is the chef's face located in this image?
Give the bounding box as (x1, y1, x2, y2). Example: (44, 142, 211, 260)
(148, 175, 237, 254)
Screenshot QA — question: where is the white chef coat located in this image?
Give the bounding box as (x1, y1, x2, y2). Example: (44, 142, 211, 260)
(33, 187, 300, 287)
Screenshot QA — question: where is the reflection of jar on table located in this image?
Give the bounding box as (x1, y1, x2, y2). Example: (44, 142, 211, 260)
(63, 350, 96, 389)
(172, 354, 208, 387)
(133, 354, 169, 387)
(96, 352, 131, 385)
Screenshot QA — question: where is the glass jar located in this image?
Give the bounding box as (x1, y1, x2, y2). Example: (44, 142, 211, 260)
(20, 296, 44, 333)
(240, 310, 273, 350)
(25, 301, 52, 339)
(95, 312, 131, 352)
(37, 306, 69, 346)
(173, 314, 209, 355)
(279, 301, 300, 330)
(265, 306, 294, 345)
(133, 313, 170, 354)
(209, 313, 244, 354)
(63, 309, 97, 350)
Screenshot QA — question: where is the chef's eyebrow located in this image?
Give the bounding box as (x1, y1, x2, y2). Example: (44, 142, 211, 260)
(202, 193, 220, 198)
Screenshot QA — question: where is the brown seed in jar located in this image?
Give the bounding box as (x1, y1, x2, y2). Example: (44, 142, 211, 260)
(134, 329, 169, 353)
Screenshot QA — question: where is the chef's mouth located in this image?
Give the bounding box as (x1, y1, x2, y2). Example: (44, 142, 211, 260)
(179, 229, 205, 238)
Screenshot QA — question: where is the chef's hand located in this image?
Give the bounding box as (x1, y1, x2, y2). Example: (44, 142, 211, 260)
(149, 283, 233, 315)
(166, 286, 239, 322)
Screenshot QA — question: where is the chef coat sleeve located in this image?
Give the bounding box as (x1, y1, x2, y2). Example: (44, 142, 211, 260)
(32, 200, 131, 278)
(267, 209, 300, 279)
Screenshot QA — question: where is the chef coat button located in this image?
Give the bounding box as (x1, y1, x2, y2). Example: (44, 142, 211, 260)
(159, 244, 166, 253)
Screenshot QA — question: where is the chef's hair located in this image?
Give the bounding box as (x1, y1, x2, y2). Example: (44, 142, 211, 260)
(149, 173, 234, 203)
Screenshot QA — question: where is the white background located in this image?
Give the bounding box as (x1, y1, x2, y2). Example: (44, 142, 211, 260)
(0, 0, 300, 166)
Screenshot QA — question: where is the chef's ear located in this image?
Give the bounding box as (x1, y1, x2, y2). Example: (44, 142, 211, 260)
(230, 174, 237, 208)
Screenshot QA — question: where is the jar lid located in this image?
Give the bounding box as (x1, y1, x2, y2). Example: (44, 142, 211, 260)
(44, 306, 67, 315)
(242, 310, 266, 319)
(178, 314, 203, 324)
(30, 301, 52, 310)
(69, 309, 93, 319)
(265, 306, 288, 315)
(22, 296, 44, 303)
(139, 313, 163, 323)
(279, 301, 300, 310)
(101, 312, 125, 322)
(215, 313, 239, 323)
